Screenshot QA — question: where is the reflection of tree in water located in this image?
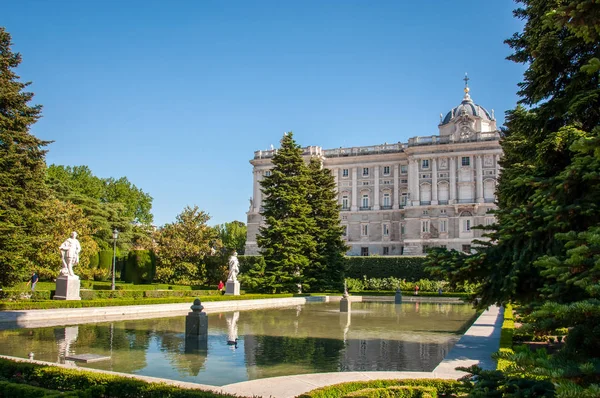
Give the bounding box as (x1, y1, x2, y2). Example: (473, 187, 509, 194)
(252, 335, 344, 372)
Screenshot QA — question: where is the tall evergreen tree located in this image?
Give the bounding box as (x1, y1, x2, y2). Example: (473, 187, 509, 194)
(426, 0, 600, 393)
(304, 157, 348, 292)
(257, 132, 316, 293)
(0, 28, 50, 287)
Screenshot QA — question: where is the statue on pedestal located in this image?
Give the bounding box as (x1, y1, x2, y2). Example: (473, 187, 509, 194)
(59, 231, 81, 278)
(227, 251, 240, 282)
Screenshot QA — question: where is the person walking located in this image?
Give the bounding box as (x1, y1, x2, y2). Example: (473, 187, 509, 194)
(414, 284, 420, 296)
(26, 272, 39, 292)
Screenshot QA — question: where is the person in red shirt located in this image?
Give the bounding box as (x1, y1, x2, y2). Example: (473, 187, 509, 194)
(217, 280, 224, 293)
(414, 285, 420, 296)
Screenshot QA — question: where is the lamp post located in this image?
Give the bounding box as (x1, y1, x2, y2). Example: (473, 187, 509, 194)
(111, 229, 119, 291)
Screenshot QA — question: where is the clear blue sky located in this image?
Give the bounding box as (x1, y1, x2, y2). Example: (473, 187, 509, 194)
(3, 0, 525, 227)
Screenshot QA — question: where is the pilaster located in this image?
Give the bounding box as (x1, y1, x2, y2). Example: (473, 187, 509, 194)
(449, 157, 457, 204)
(373, 166, 380, 210)
(351, 167, 358, 211)
(393, 164, 399, 209)
(431, 158, 438, 205)
(476, 155, 484, 203)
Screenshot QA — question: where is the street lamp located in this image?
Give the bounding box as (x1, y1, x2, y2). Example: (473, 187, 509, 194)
(111, 229, 119, 291)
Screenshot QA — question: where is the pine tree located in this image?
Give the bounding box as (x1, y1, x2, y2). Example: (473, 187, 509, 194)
(426, 0, 600, 393)
(0, 28, 50, 287)
(257, 132, 316, 293)
(304, 157, 348, 292)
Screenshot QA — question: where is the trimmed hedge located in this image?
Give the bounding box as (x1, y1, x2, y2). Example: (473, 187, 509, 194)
(0, 290, 53, 301)
(240, 255, 432, 281)
(0, 358, 242, 397)
(79, 289, 224, 300)
(298, 379, 461, 398)
(122, 250, 156, 284)
(0, 380, 74, 397)
(345, 386, 437, 398)
(0, 293, 306, 310)
(97, 250, 113, 274)
(345, 257, 431, 280)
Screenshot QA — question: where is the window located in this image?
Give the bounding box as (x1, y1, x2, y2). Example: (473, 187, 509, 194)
(382, 224, 389, 236)
(485, 217, 495, 226)
(401, 179, 408, 184)
(462, 244, 472, 253)
(422, 245, 430, 254)
(401, 193, 408, 206)
(342, 225, 347, 236)
(342, 195, 349, 209)
(422, 210, 428, 215)
(361, 247, 369, 256)
(463, 219, 471, 231)
(440, 245, 447, 249)
(362, 167, 369, 176)
(264, 170, 271, 176)
(383, 180, 391, 185)
(422, 220, 430, 233)
(400, 165, 408, 174)
(422, 159, 430, 169)
(440, 209, 446, 214)
(361, 194, 369, 208)
(461, 157, 470, 166)
(439, 220, 447, 232)
(362, 181, 369, 185)
(383, 247, 389, 255)
(342, 169, 349, 178)
(341, 215, 347, 220)
(361, 224, 368, 236)
(383, 193, 391, 207)
(400, 224, 405, 235)
(383, 166, 390, 175)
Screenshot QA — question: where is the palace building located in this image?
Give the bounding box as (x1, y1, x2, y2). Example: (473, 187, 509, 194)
(245, 81, 502, 256)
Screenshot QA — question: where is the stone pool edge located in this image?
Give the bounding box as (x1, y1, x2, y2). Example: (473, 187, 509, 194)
(0, 303, 502, 398)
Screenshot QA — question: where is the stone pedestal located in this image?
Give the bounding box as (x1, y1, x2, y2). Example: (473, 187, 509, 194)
(54, 275, 81, 300)
(340, 295, 351, 312)
(395, 288, 403, 304)
(186, 299, 208, 341)
(225, 280, 240, 296)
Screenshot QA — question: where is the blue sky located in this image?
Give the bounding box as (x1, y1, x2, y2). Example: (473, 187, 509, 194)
(3, 0, 525, 227)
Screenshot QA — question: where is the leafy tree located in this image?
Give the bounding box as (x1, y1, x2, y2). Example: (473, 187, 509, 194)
(257, 132, 317, 293)
(304, 157, 348, 292)
(154, 205, 217, 285)
(426, 0, 600, 393)
(32, 199, 100, 280)
(214, 220, 247, 255)
(0, 28, 50, 287)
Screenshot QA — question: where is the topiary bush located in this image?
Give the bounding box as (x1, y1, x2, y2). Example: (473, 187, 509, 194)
(122, 250, 156, 284)
(97, 250, 113, 280)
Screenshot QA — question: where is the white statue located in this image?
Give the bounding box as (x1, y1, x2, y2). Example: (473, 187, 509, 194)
(59, 231, 81, 277)
(227, 251, 240, 282)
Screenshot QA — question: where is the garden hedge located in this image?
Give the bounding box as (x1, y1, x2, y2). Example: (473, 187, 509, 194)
(298, 379, 461, 398)
(122, 250, 156, 284)
(97, 250, 113, 275)
(240, 255, 434, 282)
(345, 257, 431, 280)
(0, 293, 306, 310)
(0, 358, 241, 397)
(345, 385, 437, 398)
(496, 304, 515, 371)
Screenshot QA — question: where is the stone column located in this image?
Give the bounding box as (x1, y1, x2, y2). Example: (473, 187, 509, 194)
(409, 159, 420, 206)
(476, 155, 484, 203)
(449, 157, 457, 204)
(393, 164, 399, 209)
(431, 158, 438, 205)
(495, 153, 501, 177)
(373, 166, 380, 210)
(351, 167, 358, 211)
(252, 170, 259, 212)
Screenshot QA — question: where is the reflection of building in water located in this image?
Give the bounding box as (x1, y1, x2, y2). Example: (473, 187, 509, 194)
(341, 337, 456, 372)
(54, 326, 78, 365)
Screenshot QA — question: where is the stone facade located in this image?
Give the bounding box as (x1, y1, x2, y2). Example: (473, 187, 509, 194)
(245, 86, 502, 256)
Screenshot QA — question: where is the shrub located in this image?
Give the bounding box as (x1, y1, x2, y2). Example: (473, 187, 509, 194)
(122, 250, 156, 284)
(344, 386, 437, 398)
(0, 358, 240, 397)
(97, 250, 113, 280)
(238, 255, 269, 292)
(298, 379, 461, 398)
(345, 257, 431, 280)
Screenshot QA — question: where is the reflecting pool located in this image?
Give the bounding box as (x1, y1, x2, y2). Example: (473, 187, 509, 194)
(0, 301, 476, 386)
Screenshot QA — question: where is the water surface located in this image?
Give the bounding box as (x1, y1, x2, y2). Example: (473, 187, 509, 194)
(0, 301, 476, 386)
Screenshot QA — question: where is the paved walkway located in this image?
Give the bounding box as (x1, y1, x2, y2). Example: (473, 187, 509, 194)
(0, 300, 503, 398)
